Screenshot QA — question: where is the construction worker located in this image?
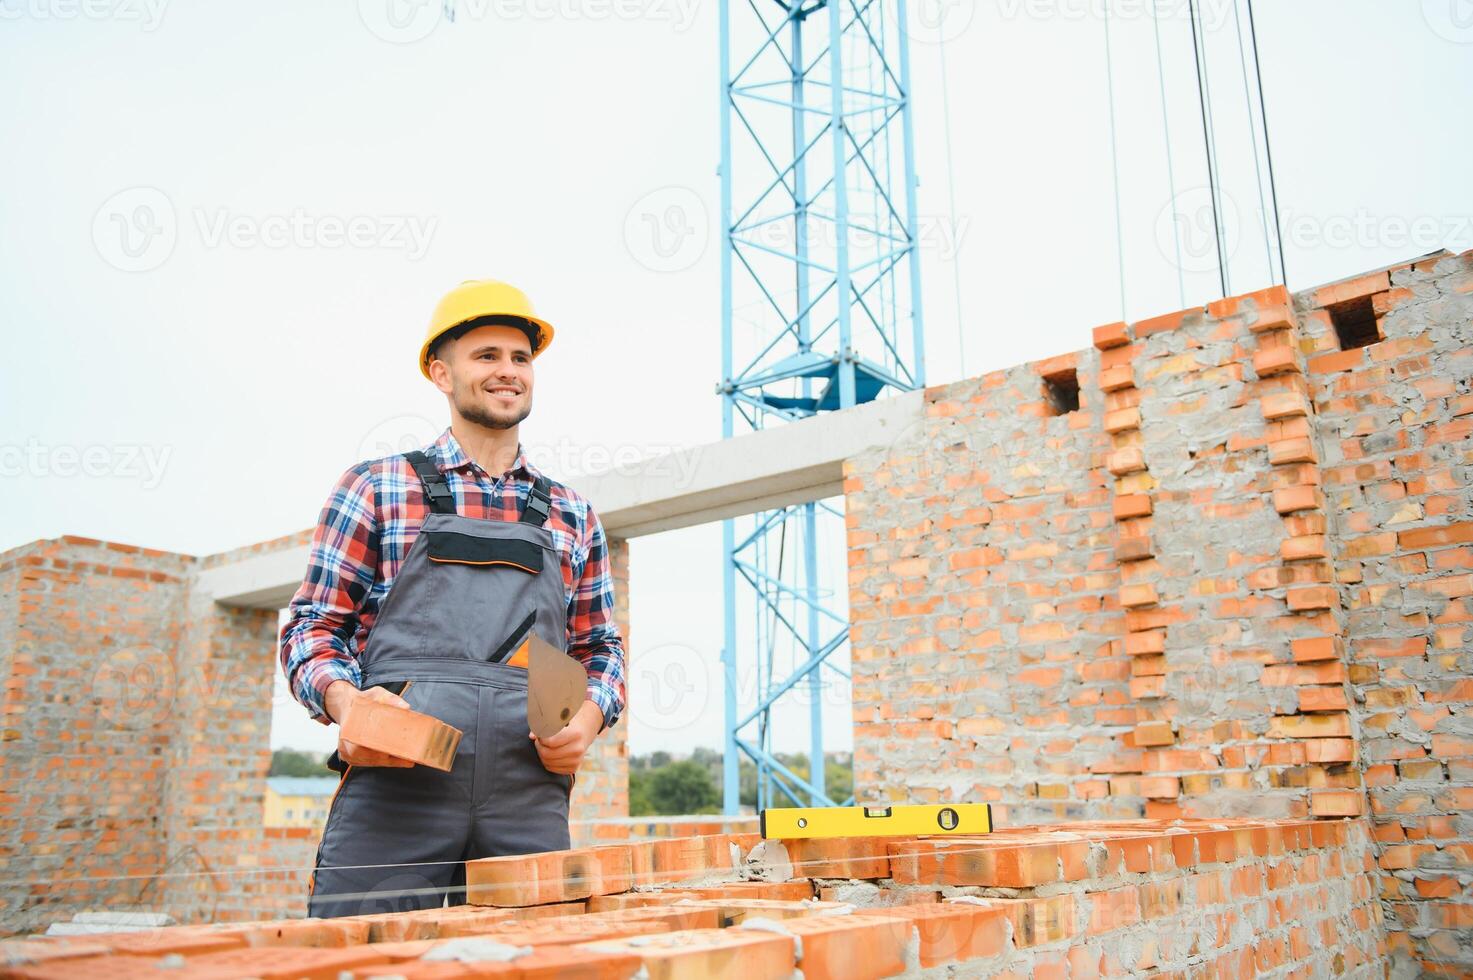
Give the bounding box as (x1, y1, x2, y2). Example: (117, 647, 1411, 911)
(280, 279, 627, 917)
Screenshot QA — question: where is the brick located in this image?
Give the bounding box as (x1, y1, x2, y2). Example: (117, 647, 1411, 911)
(1291, 636, 1341, 663)
(1286, 586, 1337, 612)
(1304, 739, 1357, 764)
(174, 945, 397, 979)
(1281, 535, 1328, 561)
(1133, 307, 1198, 338)
(589, 845, 635, 895)
(988, 894, 1076, 947)
(338, 699, 462, 772)
(1253, 346, 1301, 377)
(1107, 447, 1147, 476)
(1261, 392, 1310, 420)
(1099, 365, 1135, 392)
(1093, 321, 1129, 350)
(577, 927, 796, 980)
(1133, 721, 1174, 747)
(684, 898, 849, 927)
(1209, 285, 1291, 320)
(853, 903, 1009, 966)
(1267, 713, 1352, 739)
(467, 849, 599, 907)
(1244, 303, 1296, 334)
(1086, 886, 1142, 935)
(1297, 686, 1349, 712)
(1120, 583, 1158, 609)
(1399, 522, 1473, 550)
(1313, 270, 1390, 308)
(1112, 494, 1152, 520)
(1268, 438, 1318, 466)
(1104, 407, 1141, 433)
(783, 836, 890, 879)
(1310, 791, 1364, 817)
(759, 914, 913, 980)
(1114, 535, 1154, 563)
(1125, 630, 1166, 656)
(1271, 483, 1322, 515)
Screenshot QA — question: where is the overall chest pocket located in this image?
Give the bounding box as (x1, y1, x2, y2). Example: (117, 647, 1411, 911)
(424, 530, 544, 575)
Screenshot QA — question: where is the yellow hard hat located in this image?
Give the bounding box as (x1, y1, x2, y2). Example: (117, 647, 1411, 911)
(420, 279, 555, 379)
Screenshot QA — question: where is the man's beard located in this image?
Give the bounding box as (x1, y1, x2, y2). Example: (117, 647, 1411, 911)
(453, 381, 532, 430)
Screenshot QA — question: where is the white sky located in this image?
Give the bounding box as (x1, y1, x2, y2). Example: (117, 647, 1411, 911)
(3, 0, 1470, 758)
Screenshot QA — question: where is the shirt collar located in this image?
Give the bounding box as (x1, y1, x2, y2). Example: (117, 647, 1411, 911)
(431, 427, 537, 482)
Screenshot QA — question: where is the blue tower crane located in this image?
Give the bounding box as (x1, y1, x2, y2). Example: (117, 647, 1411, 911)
(717, 0, 926, 813)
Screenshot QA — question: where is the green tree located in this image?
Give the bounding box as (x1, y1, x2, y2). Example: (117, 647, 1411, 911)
(269, 748, 325, 777)
(646, 760, 719, 815)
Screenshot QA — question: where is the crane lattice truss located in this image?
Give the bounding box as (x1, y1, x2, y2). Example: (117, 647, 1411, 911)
(717, 0, 925, 813)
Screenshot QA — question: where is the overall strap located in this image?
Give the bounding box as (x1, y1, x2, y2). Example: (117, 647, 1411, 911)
(520, 475, 553, 527)
(403, 450, 457, 516)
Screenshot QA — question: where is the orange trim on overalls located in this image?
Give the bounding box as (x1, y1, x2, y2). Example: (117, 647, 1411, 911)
(427, 556, 538, 574)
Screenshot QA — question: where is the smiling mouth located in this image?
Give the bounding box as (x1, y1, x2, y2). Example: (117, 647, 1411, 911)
(486, 387, 521, 398)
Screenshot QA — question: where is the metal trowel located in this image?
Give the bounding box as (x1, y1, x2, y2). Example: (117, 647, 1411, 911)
(523, 631, 587, 738)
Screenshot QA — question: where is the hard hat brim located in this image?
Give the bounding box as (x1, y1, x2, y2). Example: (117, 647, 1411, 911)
(419, 313, 555, 380)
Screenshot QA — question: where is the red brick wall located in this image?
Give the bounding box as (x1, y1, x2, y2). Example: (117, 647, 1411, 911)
(844, 250, 1473, 976)
(1299, 252, 1473, 973)
(844, 351, 1128, 824)
(0, 527, 635, 933)
(0, 537, 193, 934)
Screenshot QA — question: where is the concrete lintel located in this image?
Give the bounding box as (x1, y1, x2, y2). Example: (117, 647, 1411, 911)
(201, 392, 922, 609)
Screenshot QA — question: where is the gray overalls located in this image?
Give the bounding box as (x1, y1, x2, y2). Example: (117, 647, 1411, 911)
(307, 449, 574, 918)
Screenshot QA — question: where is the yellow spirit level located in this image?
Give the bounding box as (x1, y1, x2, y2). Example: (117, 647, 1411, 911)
(759, 803, 993, 839)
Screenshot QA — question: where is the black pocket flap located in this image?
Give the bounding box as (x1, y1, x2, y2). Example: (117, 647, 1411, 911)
(424, 530, 544, 574)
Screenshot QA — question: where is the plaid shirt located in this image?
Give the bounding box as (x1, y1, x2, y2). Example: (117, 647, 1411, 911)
(279, 427, 626, 730)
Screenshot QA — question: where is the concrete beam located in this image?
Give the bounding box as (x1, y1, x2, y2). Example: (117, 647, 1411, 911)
(201, 392, 922, 609)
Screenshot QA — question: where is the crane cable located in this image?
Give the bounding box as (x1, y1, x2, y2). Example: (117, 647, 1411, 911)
(1231, 0, 1275, 286)
(1187, 0, 1228, 297)
(1103, 0, 1127, 321)
(1150, 0, 1186, 310)
(937, 22, 966, 378)
(1245, 0, 1288, 286)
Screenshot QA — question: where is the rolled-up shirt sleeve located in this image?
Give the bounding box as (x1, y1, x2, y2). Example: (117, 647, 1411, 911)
(566, 504, 627, 731)
(278, 464, 380, 724)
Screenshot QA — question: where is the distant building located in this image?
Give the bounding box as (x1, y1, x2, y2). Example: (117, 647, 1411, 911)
(264, 776, 339, 828)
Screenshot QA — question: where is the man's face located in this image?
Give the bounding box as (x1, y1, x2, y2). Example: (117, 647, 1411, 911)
(431, 323, 535, 430)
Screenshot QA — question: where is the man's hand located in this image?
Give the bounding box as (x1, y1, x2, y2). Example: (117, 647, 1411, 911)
(325, 680, 414, 768)
(530, 700, 604, 775)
